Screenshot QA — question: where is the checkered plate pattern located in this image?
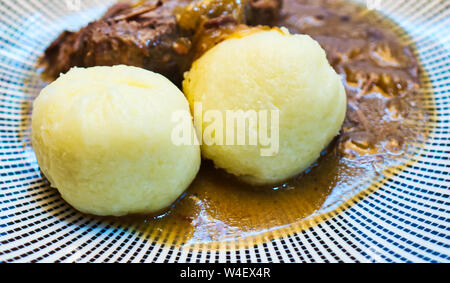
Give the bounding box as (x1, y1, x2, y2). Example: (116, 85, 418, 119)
(0, 0, 449, 262)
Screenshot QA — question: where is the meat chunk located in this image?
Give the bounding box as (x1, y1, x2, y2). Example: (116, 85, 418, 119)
(39, 0, 283, 84)
(40, 0, 190, 83)
(246, 0, 283, 25)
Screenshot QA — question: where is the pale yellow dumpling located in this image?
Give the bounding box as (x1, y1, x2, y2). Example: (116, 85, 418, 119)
(32, 65, 201, 216)
(183, 28, 347, 185)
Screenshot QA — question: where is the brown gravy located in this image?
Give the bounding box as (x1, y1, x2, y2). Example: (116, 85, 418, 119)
(95, 0, 430, 248)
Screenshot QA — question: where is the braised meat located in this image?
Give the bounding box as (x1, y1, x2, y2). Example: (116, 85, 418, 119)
(39, 0, 283, 83)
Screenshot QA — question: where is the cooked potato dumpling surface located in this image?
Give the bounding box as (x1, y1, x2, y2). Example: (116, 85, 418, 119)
(32, 65, 201, 216)
(183, 29, 347, 185)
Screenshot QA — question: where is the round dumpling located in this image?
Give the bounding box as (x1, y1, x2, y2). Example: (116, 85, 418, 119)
(183, 28, 346, 185)
(32, 65, 201, 216)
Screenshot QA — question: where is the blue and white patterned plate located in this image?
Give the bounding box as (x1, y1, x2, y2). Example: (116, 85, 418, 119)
(0, 0, 449, 262)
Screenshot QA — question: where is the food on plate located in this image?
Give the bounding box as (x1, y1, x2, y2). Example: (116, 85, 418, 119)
(32, 0, 426, 241)
(39, 0, 282, 83)
(31, 65, 201, 216)
(183, 28, 347, 185)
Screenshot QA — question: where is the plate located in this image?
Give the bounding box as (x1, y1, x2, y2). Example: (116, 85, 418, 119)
(0, 0, 449, 262)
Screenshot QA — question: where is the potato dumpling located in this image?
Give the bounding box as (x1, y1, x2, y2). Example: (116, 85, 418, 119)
(183, 28, 346, 185)
(32, 65, 200, 216)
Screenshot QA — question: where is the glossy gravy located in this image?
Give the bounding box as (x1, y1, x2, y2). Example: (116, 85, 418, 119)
(100, 0, 432, 248)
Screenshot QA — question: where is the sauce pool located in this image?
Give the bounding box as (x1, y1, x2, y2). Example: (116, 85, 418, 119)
(101, 0, 433, 249)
